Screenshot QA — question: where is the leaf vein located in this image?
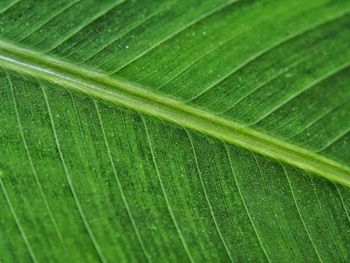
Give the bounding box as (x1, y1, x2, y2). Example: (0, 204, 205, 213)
(282, 165, 323, 263)
(94, 100, 151, 263)
(187, 131, 234, 262)
(188, 10, 350, 102)
(7, 72, 65, 248)
(111, 0, 239, 74)
(41, 84, 107, 263)
(225, 144, 271, 262)
(142, 116, 195, 263)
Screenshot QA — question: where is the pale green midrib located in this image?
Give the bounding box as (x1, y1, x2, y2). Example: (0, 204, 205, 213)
(0, 40, 349, 188)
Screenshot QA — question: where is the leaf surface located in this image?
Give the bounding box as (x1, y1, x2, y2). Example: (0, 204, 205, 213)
(0, 0, 349, 262)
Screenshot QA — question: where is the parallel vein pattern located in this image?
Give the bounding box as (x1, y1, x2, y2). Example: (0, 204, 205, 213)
(0, 0, 350, 262)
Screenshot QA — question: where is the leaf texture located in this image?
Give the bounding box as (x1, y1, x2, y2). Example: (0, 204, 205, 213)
(0, 0, 349, 262)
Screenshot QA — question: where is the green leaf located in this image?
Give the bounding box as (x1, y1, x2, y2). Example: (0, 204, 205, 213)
(0, 0, 349, 262)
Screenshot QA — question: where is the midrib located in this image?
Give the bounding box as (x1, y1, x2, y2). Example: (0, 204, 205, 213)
(0, 40, 349, 187)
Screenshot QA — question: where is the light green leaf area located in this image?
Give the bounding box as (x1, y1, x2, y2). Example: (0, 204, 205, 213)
(0, 0, 349, 262)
